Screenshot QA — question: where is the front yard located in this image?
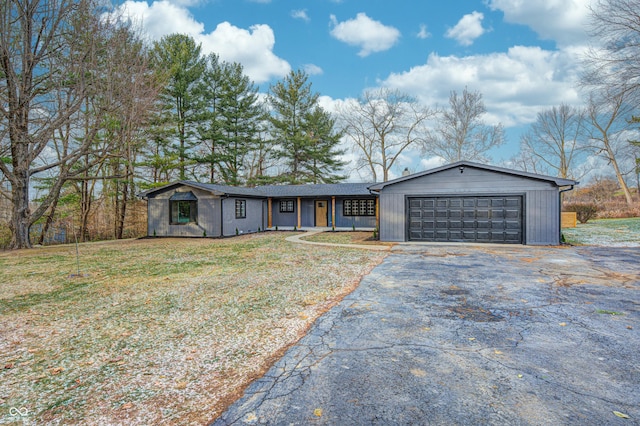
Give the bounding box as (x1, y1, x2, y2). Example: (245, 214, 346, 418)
(0, 233, 385, 425)
(562, 217, 640, 246)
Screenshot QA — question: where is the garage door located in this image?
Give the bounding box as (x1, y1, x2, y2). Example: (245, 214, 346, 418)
(408, 196, 523, 243)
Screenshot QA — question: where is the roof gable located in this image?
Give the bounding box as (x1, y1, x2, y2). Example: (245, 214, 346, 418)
(368, 161, 578, 191)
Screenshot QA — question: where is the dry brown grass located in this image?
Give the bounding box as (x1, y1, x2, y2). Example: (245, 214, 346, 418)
(301, 231, 394, 246)
(0, 233, 385, 425)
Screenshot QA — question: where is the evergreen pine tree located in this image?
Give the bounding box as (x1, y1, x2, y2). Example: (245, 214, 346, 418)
(268, 70, 345, 184)
(149, 34, 205, 180)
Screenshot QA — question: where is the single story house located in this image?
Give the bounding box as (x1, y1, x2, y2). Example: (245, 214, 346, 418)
(137, 161, 577, 245)
(138, 181, 377, 238)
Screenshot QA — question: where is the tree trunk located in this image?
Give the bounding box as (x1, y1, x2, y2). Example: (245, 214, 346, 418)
(38, 198, 60, 246)
(9, 169, 31, 249)
(607, 149, 633, 205)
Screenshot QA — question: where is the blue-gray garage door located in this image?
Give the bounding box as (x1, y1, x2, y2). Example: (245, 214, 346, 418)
(408, 196, 523, 243)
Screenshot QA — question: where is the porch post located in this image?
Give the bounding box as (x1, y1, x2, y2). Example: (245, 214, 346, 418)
(267, 198, 272, 228)
(297, 197, 301, 228)
(375, 197, 380, 230)
(331, 196, 336, 228)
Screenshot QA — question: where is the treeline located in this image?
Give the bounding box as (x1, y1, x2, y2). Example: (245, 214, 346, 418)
(0, 0, 344, 249)
(3, 0, 640, 249)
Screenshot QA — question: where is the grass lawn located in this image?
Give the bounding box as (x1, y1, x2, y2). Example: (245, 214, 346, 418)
(562, 217, 640, 246)
(0, 233, 385, 425)
(301, 231, 392, 246)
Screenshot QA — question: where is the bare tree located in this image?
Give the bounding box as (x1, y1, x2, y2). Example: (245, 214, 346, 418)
(584, 0, 640, 102)
(586, 88, 635, 204)
(520, 104, 586, 179)
(424, 87, 504, 163)
(338, 88, 434, 182)
(507, 143, 545, 175)
(0, 0, 154, 248)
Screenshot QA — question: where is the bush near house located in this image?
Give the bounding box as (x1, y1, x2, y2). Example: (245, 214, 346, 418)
(564, 203, 599, 223)
(563, 177, 640, 219)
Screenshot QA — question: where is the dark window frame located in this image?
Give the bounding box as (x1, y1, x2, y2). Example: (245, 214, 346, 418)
(279, 199, 295, 213)
(235, 199, 247, 219)
(170, 200, 198, 224)
(343, 199, 376, 217)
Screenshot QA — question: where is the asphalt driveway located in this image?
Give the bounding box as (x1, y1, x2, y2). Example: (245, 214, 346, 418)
(213, 245, 639, 425)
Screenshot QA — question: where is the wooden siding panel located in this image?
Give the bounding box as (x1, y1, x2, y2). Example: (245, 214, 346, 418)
(301, 199, 315, 227)
(222, 197, 263, 236)
(147, 187, 220, 237)
(379, 193, 405, 241)
(335, 198, 377, 228)
(524, 190, 559, 245)
(270, 199, 297, 227)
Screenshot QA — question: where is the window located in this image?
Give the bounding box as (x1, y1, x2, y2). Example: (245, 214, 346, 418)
(235, 199, 246, 219)
(343, 199, 375, 216)
(170, 192, 198, 224)
(280, 199, 295, 213)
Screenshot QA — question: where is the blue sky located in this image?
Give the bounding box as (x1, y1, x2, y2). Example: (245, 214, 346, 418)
(114, 0, 596, 180)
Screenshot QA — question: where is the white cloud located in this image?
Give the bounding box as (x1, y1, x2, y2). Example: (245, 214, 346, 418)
(420, 157, 446, 170)
(303, 64, 323, 75)
(115, 0, 204, 39)
(379, 46, 583, 128)
(199, 22, 290, 83)
(291, 9, 310, 22)
(417, 24, 431, 40)
(487, 0, 591, 47)
(112, 1, 290, 83)
(329, 13, 401, 57)
(445, 11, 486, 46)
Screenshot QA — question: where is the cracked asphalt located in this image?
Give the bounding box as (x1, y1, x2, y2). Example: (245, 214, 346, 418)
(213, 245, 640, 425)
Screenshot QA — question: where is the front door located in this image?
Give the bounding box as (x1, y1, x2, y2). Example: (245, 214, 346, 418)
(315, 200, 328, 227)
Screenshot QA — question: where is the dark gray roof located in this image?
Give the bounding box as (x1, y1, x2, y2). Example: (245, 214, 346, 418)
(137, 181, 375, 199)
(368, 160, 578, 191)
(257, 183, 373, 197)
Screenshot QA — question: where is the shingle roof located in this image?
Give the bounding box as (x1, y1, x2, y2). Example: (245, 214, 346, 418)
(256, 183, 374, 197)
(138, 181, 375, 199)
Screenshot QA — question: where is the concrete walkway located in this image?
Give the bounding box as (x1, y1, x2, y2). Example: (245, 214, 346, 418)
(285, 230, 391, 252)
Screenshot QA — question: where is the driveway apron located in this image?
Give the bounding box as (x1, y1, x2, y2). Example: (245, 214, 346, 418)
(214, 245, 640, 425)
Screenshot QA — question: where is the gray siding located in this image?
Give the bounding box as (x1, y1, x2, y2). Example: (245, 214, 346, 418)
(378, 167, 562, 245)
(271, 199, 298, 227)
(300, 199, 315, 227)
(335, 198, 377, 228)
(270, 197, 377, 228)
(147, 186, 221, 237)
(221, 197, 265, 236)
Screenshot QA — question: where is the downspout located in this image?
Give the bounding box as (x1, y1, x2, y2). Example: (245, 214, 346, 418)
(558, 185, 575, 244)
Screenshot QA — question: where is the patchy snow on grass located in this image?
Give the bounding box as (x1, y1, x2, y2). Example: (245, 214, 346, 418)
(563, 217, 640, 247)
(0, 233, 385, 425)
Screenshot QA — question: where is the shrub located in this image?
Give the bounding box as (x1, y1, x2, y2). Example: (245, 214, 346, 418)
(564, 203, 599, 223)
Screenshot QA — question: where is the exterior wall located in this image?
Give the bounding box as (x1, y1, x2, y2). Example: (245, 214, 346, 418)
(269, 197, 377, 228)
(271, 198, 298, 227)
(300, 199, 315, 227)
(147, 186, 221, 237)
(378, 167, 562, 245)
(221, 197, 265, 236)
(334, 197, 377, 228)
